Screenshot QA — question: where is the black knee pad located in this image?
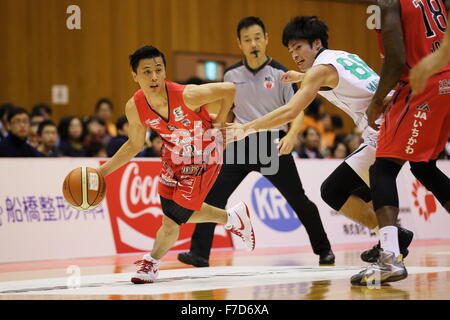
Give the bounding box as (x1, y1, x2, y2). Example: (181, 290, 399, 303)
(321, 162, 370, 211)
(160, 196, 195, 225)
(410, 161, 450, 206)
(369, 158, 403, 211)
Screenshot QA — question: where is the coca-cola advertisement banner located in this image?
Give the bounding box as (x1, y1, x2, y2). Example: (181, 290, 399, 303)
(101, 159, 233, 254)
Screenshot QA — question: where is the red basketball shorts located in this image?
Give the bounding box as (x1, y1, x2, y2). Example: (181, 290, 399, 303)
(157, 160, 222, 211)
(377, 71, 450, 162)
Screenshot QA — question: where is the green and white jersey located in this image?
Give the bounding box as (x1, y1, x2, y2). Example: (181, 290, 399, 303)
(312, 49, 380, 146)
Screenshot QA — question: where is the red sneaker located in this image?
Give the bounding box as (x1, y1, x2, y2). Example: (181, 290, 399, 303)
(131, 254, 160, 284)
(225, 202, 255, 251)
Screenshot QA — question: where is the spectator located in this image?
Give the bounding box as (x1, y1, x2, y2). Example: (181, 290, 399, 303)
(139, 130, 163, 157)
(344, 134, 363, 154)
(85, 141, 107, 157)
(329, 140, 350, 159)
(83, 116, 110, 148)
(31, 103, 52, 120)
(28, 122, 40, 148)
(299, 98, 326, 135)
(0, 107, 43, 157)
(107, 115, 128, 157)
(30, 109, 45, 125)
(297, 127, 324, 159)
(58, 116, 86, 157)
(95, 98, 117, 137)
(37, 120, 62, 157)
(320, 114, 335, 148)
(0, 103, 15, 141)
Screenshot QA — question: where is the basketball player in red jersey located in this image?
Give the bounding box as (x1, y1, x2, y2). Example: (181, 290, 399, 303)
(352, 0, 450, 286)
(98, 46, 255, 284)
(410, 8, 450, 93)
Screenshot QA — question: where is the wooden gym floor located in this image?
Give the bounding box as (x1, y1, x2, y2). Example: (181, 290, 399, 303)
(1, 239, 450, 300)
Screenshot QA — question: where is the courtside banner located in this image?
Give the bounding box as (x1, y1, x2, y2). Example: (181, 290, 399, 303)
(0, 158, 116, 263)
(399, 161, 450, 240)
(100, 159, 233, 254)
(229, 159, 450, 250)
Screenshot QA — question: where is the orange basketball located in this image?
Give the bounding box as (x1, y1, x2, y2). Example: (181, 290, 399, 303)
(62, 167, 106, 210)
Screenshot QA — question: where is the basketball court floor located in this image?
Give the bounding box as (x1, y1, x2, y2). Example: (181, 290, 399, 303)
(1, 239, 450, 300)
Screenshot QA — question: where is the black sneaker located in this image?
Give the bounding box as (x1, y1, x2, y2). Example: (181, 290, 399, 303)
(360, 227, 414, 263)
(177, 252, 209, 267)
(319, 250, 335, 265)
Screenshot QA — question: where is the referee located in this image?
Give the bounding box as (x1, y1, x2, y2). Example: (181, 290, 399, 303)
(178, 17, 334, 266)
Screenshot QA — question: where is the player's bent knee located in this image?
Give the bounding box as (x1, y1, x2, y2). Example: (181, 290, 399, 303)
(160, 196, 195, 226)
(370, 158, 402, 211)
(320, 176, 348, 211)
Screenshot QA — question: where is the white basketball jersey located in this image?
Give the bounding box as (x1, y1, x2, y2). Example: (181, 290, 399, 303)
(312, 49, 380, 147)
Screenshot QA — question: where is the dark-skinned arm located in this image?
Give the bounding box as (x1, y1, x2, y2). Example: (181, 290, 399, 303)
(366, 0, 406, 129)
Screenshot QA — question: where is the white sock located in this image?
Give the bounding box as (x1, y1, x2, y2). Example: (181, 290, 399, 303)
(225, 209, 236, 229)
(145, 253, 160, 264)
(379, 226, 400, 257)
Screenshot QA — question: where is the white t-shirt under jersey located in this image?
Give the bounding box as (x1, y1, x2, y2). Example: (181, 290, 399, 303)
(312, 49, 380, 147)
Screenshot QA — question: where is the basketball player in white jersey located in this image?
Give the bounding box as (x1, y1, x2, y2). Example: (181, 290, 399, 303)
(225, 16, 414, 262)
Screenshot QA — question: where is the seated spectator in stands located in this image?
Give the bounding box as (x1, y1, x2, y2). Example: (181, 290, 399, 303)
(28, 122, 40, 149)
(95, 98, 117, 137)
(139, 130, 163, 157)
(107, 115, 128, 157)
(328, 140, 350, 159)
(32, 103, 53, 121)
(299, 98, 325, 135)
(37, 120, 62, 157)
(85, 141, 107, 157)
(297, 127, 324, 159)
(0, 107, 43, 157)
(58, 116, 86, 157)
(0, 103, 15, 141)
(83, 116, 110, 148)
(30, 110, 45, 126)
(344, 134, 363, 154)
(321, 114, 335, 148)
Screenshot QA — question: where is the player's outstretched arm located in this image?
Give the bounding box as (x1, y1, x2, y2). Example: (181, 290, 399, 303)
(183, 82, 236, 125)
(366, 0, 405, 128)
(232, 65, 333, 133)
(410, 9, 450, 94)
(98, 99, 147, 177)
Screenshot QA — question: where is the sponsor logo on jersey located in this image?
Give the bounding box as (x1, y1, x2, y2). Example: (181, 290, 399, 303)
(263, 76, 275, 90)
(173, 106, 187, 121)
(182, 119, 191, 127)
(439, 79, 450, 95)
(415, 102, 430, 112)
(250, 177, 301, 232)
(145, 118, 162, 128)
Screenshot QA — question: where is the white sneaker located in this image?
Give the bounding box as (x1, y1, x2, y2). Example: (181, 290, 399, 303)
(131, 253, 160, 284)
(225, 202, 255, 251)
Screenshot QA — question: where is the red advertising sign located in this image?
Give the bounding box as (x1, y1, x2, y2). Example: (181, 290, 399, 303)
(100, 160, 233, 254)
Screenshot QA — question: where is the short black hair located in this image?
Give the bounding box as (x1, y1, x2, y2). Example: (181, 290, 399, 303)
(95, 98, 114, 112)
(129, 46, 166, 73)
(37, 120, 56, 136)
(302, 126, 320, 139)
(0, 103, 15, 121)
(115, 115, 128, 131)
(237, 16, 266, 39)
(7, 107, 29, 123)
(282, 16, 329, 49)
(32, 103, 52, 116)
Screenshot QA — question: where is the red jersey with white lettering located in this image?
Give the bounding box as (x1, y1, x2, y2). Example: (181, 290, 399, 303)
(133, 80, 222, 211)
(376, 0, 450, 162)
(399, 0, 450, 81)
